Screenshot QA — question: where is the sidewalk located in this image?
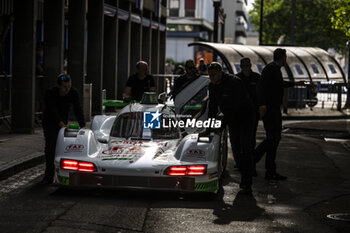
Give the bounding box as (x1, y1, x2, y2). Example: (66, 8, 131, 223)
(0, 107, 349, 181)
(282, 107, 350, 120)
(0, 129, 44, 181)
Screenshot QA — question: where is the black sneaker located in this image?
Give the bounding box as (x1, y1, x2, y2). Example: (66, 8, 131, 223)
(265, 172, 287, 181)
(41, 177, 53, 185)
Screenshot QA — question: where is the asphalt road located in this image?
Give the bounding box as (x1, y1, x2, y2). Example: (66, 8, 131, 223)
(0, 120, 349, 233)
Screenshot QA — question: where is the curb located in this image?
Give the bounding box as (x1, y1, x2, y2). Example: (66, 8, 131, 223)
(283, 114, 350, 120)
(0, 152, 45, 181)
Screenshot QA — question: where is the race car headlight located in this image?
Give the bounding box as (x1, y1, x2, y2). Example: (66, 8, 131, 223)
(164, 165, 207, 176)
(61, 159, 97, 172)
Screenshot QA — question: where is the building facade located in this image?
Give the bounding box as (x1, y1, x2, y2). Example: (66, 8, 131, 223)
(166, 0, 214, 63)
(222, 0, 248, 44)
(0, 0, 167, 133)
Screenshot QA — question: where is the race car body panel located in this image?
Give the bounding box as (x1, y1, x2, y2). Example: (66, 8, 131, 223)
(54, 92, 226, 193)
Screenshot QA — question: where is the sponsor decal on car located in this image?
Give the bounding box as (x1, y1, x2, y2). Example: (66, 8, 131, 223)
(110, 140, 144, 146)
(98, 145, 145, 160)
(65, 144, 84, 153)
(154, 153, 171, 161)
(101, 157, 134, 161)
(209, 172, 218, 179)
(185, 149, 205, 157)
(153, 147, 165, 159)
(153, 142, 172, 159)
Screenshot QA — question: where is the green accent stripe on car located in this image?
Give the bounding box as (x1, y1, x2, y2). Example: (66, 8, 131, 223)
(103, 99, 135, 108)
(68, 123, 80, 129)
(195, 179, 218, 192)
(58, 175, 69, 185)
(183, 104, 202, 110)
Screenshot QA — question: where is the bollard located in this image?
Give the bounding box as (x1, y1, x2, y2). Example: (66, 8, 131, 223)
(102, 89, 106, 114)
(337, 83, 342, 111)
(83, 84, 92, 122)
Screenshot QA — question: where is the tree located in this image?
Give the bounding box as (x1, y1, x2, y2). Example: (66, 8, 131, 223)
(249, 0, 348, 53)
(330, 0, 350, 37)
(250, 0, 349, 108)
(330, 0, 350, 108)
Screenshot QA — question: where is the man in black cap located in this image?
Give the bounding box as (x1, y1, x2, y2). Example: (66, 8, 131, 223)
(42, 73, 85, 184)
(255, 48, 303, 180)
(205, 62, 255, 194)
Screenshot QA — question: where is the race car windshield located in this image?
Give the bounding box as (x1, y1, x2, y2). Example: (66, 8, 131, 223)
(152, 116, 180, 139)
(110, 112, 180, 140)
(110, 112, 144, 139)
(180, 86, 208, 117)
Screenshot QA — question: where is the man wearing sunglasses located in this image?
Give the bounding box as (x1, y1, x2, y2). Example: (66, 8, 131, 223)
(42, 73, 85, 184)
(172, 59, 199, 100)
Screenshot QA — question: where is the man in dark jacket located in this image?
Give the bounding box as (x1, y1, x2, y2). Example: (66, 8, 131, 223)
(255, 48, 303, 180)
(236, 57, 261, 169)
(206, 62, 255, 194)
(123, 61, 156, 101)
(42, 74, 85, 184)
(172, 59, 199, 100)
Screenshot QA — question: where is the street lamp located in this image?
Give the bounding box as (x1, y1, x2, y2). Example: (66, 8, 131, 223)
(345, 40, 350, 108)
(213, 0, 221, 43)
(259, 0, 263, 45)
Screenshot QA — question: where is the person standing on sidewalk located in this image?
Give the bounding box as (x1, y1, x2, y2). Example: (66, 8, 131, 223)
(42, 74, 85, 184)
(204, 62, 255, 194)
(236, 57, 261, 170)
(165, 60, 174, 74)
(255, 48, 303, 180)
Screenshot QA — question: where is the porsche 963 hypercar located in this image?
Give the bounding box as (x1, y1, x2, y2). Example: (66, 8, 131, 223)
(54, 79, 227, 193)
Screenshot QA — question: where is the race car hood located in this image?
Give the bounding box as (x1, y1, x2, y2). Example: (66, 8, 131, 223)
(95, 139, 179, 165)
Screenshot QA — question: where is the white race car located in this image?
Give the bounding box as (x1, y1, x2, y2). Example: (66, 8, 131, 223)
(54, 77, 227, 193)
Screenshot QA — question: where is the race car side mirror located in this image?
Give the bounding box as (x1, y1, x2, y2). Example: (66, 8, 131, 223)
(197, 135, 212, 143)
(216, 112, 224, 121)
(97, 138, 108, 143)
(158, 92, 167, 104)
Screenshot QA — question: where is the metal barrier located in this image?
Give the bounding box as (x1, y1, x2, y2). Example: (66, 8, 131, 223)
(152, 74, 180, 94)
(286, 83, 348, 111)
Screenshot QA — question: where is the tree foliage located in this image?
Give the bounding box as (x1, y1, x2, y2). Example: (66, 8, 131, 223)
(249, 0, 348, 53)
(330, 0, 350, 37)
